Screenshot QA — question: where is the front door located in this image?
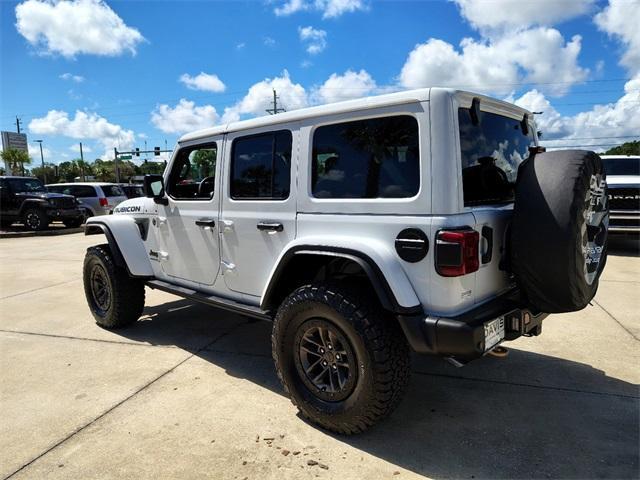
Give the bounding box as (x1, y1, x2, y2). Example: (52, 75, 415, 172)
(220, 127, 297, 297)
(155, 140, 221, 286)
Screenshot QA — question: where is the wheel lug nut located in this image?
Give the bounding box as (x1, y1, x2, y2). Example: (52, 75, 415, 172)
(322, 361, 328, 366)
(332, 364, 337, 370)
(328, 344, 333, 350)
(319, 348, 325, 354)
(335, 354, 340, 360)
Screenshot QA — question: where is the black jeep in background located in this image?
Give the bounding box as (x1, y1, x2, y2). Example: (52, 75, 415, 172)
(0, 176, 84, 231)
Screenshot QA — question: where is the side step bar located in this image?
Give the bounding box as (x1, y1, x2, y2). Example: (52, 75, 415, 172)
(147, 279, 273, 321)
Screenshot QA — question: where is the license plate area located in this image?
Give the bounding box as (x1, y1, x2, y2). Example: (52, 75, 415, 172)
(484, 316, 505, 352)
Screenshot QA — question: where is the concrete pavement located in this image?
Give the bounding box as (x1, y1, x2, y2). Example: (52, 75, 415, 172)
(0, 233, 638, 479)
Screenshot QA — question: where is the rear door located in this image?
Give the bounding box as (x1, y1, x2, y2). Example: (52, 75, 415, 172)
(455, 97, 536, 303)
(220, 127, 297, 297)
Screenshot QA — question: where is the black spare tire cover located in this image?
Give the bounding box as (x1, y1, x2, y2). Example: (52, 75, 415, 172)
(511, 150, 608, 313)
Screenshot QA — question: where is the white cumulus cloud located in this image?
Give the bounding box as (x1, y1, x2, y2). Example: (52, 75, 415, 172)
(453, 0, 595, 32)
(28, 110, 135, 159)
(299, 26, 327, 55)
(151, 99, 219, 134)
(15, 0, 144, 57)
(179, 72, 226, 93)
(275, 0, 366, 18)
(60, 73, 85, 83)
(28, 143, 52, 161)
(595, 0, 640, 74)
(221, 71, 308, 123)
(314, 69, 377, 104)
(513, 74, 640, 150)
(399, 27, 588, 96)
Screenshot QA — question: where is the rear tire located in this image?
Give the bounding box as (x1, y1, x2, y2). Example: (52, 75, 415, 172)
(83, 244, 145, 329)
(272, 283, 410, 434)
(22, 208, 48, 231)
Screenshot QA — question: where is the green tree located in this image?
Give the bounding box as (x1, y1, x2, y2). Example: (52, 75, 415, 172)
(604, 141, 640, 155)
(0, 148, 32, 175)
(31, 163, 60, 184)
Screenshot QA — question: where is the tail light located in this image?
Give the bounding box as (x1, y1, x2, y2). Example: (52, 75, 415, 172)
(99, 197, 108, 207)
(436, 229, 480, 277)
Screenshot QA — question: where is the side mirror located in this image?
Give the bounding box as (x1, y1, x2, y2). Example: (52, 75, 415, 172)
(144, 174, 168, 205)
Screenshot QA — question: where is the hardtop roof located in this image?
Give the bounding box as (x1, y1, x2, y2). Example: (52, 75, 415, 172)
(178, 87, 533, 143)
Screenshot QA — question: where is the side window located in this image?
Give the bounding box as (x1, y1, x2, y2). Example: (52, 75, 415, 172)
(72, 186, 97, 197)
(311, 115, 420, 199)
(231, 130, 292, 200)
(167, 143, 218, 200)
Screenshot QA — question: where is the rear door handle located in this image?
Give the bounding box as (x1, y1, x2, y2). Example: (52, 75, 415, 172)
(195, 219, 216, 228)
(257, 222, 283, 232)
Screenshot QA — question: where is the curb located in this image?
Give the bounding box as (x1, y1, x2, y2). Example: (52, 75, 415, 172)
(0, 227, 84, 239)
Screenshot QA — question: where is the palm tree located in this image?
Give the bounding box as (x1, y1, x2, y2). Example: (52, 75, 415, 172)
(0, 148, 32, 175)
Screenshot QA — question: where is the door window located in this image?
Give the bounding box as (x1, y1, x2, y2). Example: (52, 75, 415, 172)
(311, 116, 420, 199)
(167, 143, 218, 200)
(71, 186, 97, 197)
(230, 131, 292, 200)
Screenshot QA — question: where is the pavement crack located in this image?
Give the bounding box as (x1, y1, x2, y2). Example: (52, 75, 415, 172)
(0, 279, 80, 300)
(412, 371, 639, 399)
(592, 299, 639, 342)
(0, 329, 179, 349)
(2, 320, 247, 480)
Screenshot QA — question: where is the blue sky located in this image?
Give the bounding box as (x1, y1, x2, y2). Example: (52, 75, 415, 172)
(1, 0, 638, 164)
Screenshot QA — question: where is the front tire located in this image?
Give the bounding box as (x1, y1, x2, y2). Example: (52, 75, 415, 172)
(83, 244, 145, 329)
(22, 208, 48, 231)
(272, 283, 410, 434)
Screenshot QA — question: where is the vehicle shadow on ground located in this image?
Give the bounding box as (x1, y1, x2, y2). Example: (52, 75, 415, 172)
(608, 235, 640, 257)
(114, 299, 640, 480)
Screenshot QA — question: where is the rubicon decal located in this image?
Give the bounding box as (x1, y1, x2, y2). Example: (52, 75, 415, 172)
(114, 205, 142, 214)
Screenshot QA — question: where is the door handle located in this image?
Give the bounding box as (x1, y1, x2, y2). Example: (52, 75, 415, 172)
(257, 222, 283, 232)
(195, 219, 216, 228)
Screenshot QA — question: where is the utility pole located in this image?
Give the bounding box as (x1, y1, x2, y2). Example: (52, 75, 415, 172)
(266, 89, 286, 115)
(15, 117, 22, 134)
(79, 142, 86, 181)
(113, 148, 120, 183)
(35, 140, 46, 184)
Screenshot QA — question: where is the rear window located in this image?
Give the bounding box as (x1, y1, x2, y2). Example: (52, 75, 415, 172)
(459, 108, 534, 206)
(101, 185, 125, 197)
(602, 157, 640, 176)
(311, 115, 420, 198)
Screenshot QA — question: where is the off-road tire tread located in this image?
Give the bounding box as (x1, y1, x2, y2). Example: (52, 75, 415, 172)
(83, 244, 145, 329)
(272, 283, 410, 435)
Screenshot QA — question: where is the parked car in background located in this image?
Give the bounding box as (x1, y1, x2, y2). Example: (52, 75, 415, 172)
(46, 183, 127, 217)
(0, 176, 84, 230)
(119, 184, 145, 199)
(601, 155, 640, 234)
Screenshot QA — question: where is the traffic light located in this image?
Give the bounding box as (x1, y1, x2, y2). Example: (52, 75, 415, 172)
(154, 147, 160, 156)
(135, 147, 140, 157)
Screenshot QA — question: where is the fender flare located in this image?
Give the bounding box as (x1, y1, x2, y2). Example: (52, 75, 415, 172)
(261, 240, 423, 315)
(18, 199, 48, 217)
(85, 216, 154, 278)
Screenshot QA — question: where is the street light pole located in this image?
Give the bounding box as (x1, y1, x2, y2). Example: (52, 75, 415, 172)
(35, 140, 46, 184)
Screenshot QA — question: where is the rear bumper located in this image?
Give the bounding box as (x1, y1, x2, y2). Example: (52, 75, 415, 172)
(397, 289, 548, 363)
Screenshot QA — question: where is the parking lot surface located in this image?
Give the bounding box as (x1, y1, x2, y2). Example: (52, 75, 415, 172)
(0, 233, 638, 479)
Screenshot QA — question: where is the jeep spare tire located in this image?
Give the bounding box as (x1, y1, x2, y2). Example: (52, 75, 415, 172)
(511, 150, 608, 313)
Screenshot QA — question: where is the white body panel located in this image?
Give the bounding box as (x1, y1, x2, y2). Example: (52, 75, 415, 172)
(100, 87, 536, 317)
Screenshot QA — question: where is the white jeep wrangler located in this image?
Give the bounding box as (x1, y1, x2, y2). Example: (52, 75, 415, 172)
(83, 88, 609, 434)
